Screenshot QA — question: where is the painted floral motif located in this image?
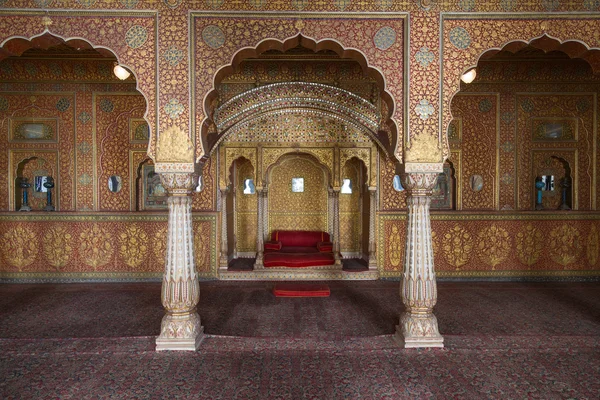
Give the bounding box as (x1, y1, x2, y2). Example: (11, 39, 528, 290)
(202, 25, 226, 49)
(291, 0, 309, 9)
(135, 123, 150, 141)
(415, 99, 434, 120)
(515, 224, 543, 267)
(25, 63, 38, 76)
(76, 0, 97, 7)
(164, 0, 182, 7)
(501, 173, 513, 185)
(0, 96, 8, 111)
(549, 224, 581, 267)
(56, 97, 71, 112)
(478, 98, 493, 113)
(78, 112, 91, 124)
(334, 0, 352, 11)
(447, 122, 459, 142)
(449, 27, 471, 50)
(442, 225, 473, 269)
(388, 225, 402, 268)
(77, 141, 92, 154)
(584, 0, 600, 10)
(374, 26, 396, 51)
(587, 224, 598, 266)
(376, 0, 394, 10)
(120, 0, 139, 8)
(477, 225, 510, 269)
(43, 226, 72, 270)
(34, 0, 55, 7)
(154, 227, 168, 263)
(204, 0, 224, 8)
(576, 98, 591, 113)
(248, 0, 266, 8)
(163, 46, 184, 67)
(78, 174, 92, 186)
(500, 0, 517, 11)
(500, 141, 514, 153)
(501, 111, 514, 124)
(79, 225, 113, 270)
(415, 47, 435, 68)
(542, 0, 560, 11)
(125, 25, 148, 49)
(520, 98, 535, 113)
(459, 0, 475, 11)
(119, 224, 148, 268)
(2, 226, 37, 271)
(164, 98, 185, 120)
(100, 98, 115, 113)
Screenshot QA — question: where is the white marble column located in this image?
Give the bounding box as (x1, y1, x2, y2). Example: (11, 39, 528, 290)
(219, 188, 229, 269)
(254, 188, 264, 269)
(332, 188, 342, 265)
(394, 171, 443, 348)
(156, 172, 204, 351)
(368, 188, 377, 270)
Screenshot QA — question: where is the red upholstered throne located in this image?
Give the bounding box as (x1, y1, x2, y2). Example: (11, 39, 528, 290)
(263, 230, 335, 268)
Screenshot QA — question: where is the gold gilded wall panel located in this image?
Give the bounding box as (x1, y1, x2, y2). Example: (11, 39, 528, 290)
(0, 213, 218, 280)
(225, 147, 257, 186)
(268, 155, 328, 234)
(192, 156, 216, 211)
(379, 155, 406, 211)
(378, 213, 600, 278)
(235, 159, 257, 253)
(340, 161, 361, 253)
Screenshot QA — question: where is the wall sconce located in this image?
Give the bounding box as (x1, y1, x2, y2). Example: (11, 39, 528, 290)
(461, 68, 477, 84)
(113, 63, 131, 80)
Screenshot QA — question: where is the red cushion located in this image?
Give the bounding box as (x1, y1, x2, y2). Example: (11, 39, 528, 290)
(264, 252, 335, 268)
(264, 241, 282, 251)
(317, 241, 333, 252)
(271, 230, 330, 248)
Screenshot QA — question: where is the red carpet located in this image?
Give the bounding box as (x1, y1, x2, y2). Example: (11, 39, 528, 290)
(273, 283, 330, 297)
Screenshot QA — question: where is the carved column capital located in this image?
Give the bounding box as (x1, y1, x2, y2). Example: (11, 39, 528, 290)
(159, 172, 199, 196)
(400, 172, 439, 197)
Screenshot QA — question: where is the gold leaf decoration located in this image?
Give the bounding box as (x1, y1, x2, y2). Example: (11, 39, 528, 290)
(587, 225, 599, 266)
(442, 224, 473, 269)
(477, 225, 510, 269)
(515, 223, 543, 267)
(119, 224, 148, 268)
(194, 223, 210, 272)
(549, 224, 581, 267)
(2, 226, 37, 271)
(156, 125, 194, 163)
(43, 225, 73, 270)
(79, 224, 113, 270)
(153, 227, 168, 265)
(404, 132, 442, 163)
(388, 225, 402, 268)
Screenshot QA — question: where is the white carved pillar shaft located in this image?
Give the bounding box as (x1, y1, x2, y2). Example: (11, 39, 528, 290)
(328, 188, 334, 237)
(263, 188, 269, 241)
(254, 188, 264, 269)
(219, 188, 229, 269)
(395, 172, 443, 348)
(368, 188, 377, 269)
(333, 189, 342, 265)
(156, 172, 204, 351)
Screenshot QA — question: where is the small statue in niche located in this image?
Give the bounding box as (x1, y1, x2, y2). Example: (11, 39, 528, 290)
(43, 177, 55, 211)
(535, 177, 545, 210)
(18, 177, 32, 211)
(559, 176, 571, 211)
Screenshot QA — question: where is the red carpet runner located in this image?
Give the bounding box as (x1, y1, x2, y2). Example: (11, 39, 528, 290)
(273, 284, 330, 297)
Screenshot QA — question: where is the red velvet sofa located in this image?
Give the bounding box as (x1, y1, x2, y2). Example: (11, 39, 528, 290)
(263, 230, 335, 268)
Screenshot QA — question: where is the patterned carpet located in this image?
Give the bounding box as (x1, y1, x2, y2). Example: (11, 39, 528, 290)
(1, 281, 600, 398)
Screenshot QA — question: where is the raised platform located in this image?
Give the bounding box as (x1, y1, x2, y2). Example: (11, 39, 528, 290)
(273, 283, 330, 297)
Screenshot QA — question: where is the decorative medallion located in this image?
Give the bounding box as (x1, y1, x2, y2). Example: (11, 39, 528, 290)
(125, 25, 148, 49)
(119, 224, 148, 268)
(0, 96, 8, 111)
(291, 0, 309, 9)
(501, 111, 514, 124)
(34, 0, 55, 6)
(249, 0, 266, 8)
(120, 0, 139, 8)
(500, 173, 513, 185)
(135, 123, 150, 141)
(100, 98, 115, 113)
(52, 84, 62, 91)
(1, 226, 37, 271)
(376, 0, 393, 10)
(79, 225, 113, 270)
(587, 224, 599, 266)
(417, 0, 437, 11)
(478, 98, 493, 113)
(458, 0, 475, 11)
(77, 141, 92, 154)
(164, 98, 184, 120)
(25, 63, 38, 76)
(56, 97, 71, 112)
(541, 0, 560, 11)
(447, 122, 459, 142)
(415, 47, 435, 68)
(164, 0, 182, 7)
(49, 63, 62, 76)
(477, 225, 510, 269)
(74, 63, 86, 76)
(43, 225, 72, 270)
(374, 26, 396, 51)
(515, 224, 543, 267)
(204, 0, 224, 8)
(500, 0, 517, 11)
(415, 99, 434, 120)
(163, 46, 184, 67)
(334, 0, 352, 10)
(584, 0, 600, 10)
(78, 111, 91, 124)
(202, 25, 226, 49)
(520, 98, 534, 113)
(97, 63, 110, 77)
(449, 27, 471, 50)
(549, 224, 581, 267)
(576, 98, 591, 113)
(442, 225, 473, 269)
(76, 0, 97, 7)
(500, 141, 514, 153)
(78, 174, 92, 186)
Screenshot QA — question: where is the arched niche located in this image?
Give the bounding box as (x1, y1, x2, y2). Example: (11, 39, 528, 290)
(339, 157, 369, 257)
(13, 155, 58, 211)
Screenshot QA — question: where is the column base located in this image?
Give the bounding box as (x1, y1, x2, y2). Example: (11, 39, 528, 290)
(155, 311, 204, 351)
(394, 312, 444, 349)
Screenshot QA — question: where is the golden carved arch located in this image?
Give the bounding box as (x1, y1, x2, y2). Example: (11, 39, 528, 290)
(221, 147, 257, 189)
(263, 148, 333, 188)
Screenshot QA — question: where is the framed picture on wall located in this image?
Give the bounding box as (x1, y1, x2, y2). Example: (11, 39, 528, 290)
(142, 165, 167, 209)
